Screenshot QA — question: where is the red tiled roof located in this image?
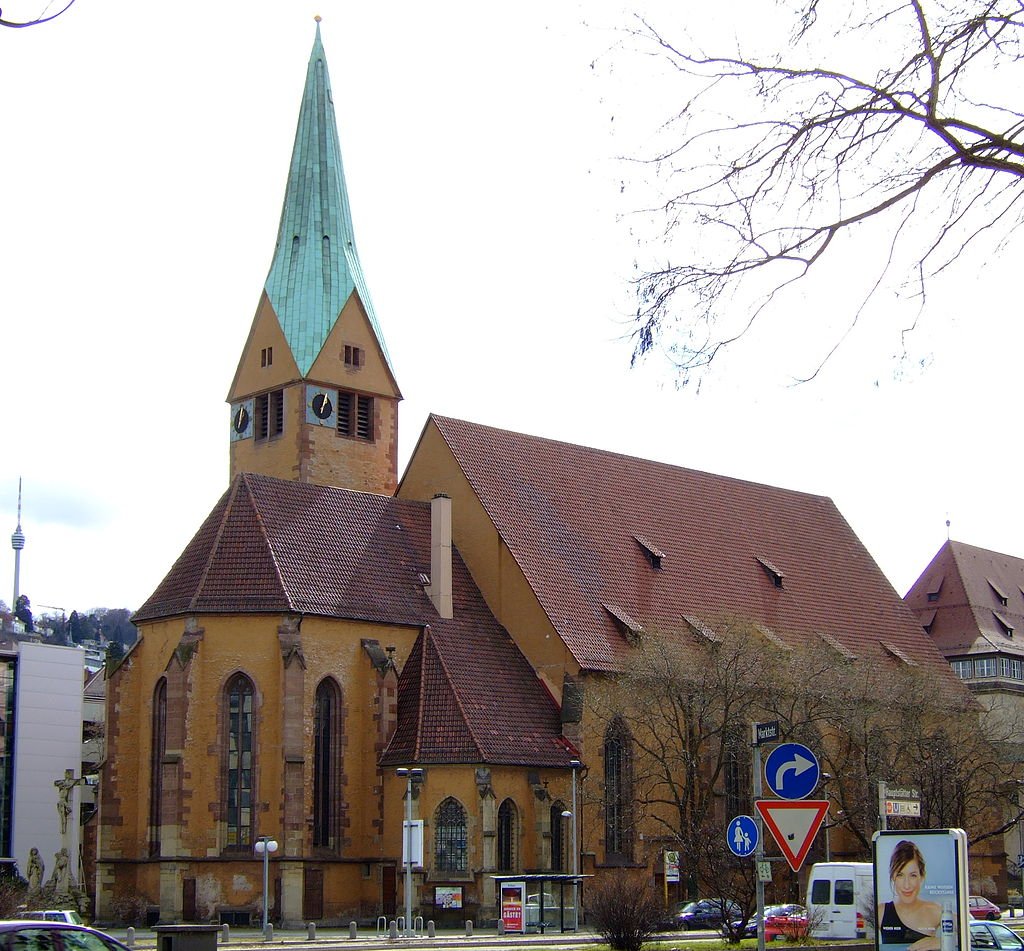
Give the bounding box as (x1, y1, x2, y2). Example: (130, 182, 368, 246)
(905, 539, 1024, 657)
(135, 472, 573, 768)
(429, 415, 955, 681)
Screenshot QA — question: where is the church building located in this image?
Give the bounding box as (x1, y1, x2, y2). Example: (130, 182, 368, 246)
(95, 24, 962, 926)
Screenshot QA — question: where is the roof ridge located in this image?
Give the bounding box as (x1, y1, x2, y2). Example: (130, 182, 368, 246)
(188, 477, 243, 613)
(420, 624, 485, 760)
(241, 472, 295, 611)
(430, 414, 834, 503)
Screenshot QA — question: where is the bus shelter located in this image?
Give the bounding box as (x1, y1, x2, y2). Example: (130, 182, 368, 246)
(492, 873, 589, 934)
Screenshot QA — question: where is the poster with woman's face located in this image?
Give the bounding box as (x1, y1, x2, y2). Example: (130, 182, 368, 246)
(873, 830, 968, 951)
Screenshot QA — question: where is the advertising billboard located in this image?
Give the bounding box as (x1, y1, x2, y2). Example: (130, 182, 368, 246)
(873, 829, 969, 951)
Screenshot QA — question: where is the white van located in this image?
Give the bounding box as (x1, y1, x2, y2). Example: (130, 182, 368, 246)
(806, 861, 873, 939)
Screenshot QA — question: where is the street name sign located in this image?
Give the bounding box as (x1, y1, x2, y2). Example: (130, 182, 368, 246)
(754, 720, 780, 745)
(755, 799, 829, 872)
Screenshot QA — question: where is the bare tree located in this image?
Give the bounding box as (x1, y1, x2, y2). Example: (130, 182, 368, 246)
(627, 0, 1024, 384)
(589, 619, 1024, 899)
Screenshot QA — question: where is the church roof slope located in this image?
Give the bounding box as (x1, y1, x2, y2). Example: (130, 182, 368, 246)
(428, 415, 954, 681)
(137, 473, 434, 622)
(905, 539, 1024, 657)
(264, 22, 393, 378)
(382, 620, 572, 768)
(134, 472, 572, 768)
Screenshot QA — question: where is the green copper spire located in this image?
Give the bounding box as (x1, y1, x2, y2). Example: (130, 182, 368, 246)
(265, 22, 392, 377)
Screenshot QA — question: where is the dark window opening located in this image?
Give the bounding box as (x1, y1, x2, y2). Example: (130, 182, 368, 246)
(344, 345, 363, 367)
(149, 679, 166, 857)
(550, 802, 567, 871)
(604, 717, 633, 860)
(261, 347, 273, 368)
(435, 798, 468, 872)
(224, 674, 254, 848)
(255, 390, 284, 440)
(497, 799, 518, 871)
(336, 390, 374, 441)
(313, 679, 342, 851)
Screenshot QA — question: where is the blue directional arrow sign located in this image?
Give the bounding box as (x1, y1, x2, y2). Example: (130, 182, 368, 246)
(727, 815, 759, 857)
(764, 742, 820, 800)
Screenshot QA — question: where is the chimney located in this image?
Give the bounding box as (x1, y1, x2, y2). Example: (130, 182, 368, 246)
(428, 494, 453, 619)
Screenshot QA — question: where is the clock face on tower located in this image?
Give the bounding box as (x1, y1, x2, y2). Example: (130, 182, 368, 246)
(230, 399, 254, 441)
(305, 384, 337, 427)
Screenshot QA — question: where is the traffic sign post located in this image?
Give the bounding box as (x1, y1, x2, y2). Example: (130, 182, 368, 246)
(755, 800, 829, 872)
(727, 815, 759, 857)
(764, 743, 820, 800)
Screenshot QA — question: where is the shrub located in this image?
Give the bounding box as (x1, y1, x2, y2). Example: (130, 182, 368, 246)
(111, 892, 151, 926)
(0, 863, 27, 919)
(584, 871, 664, 951)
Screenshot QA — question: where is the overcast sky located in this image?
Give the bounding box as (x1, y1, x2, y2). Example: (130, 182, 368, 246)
(2, 1, 1020, 617)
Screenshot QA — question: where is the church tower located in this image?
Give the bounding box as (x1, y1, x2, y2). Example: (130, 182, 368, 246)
(227, 20, 401, 495)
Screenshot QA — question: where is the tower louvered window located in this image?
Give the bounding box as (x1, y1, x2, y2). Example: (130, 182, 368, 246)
(255, 389, 284, 440)
(336, 389, 374, 441)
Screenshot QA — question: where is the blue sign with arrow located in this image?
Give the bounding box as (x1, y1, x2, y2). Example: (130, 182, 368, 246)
(764, 742, 820, 800)
(727, 814, 759, 857)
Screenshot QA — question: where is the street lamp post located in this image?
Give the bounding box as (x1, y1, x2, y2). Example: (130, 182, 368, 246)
(254, 835, 278, 935)
(396, 767, 424, 937)
(569, 759, 581, 929)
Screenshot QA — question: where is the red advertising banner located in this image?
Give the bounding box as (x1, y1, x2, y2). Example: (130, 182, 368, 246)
(501, 882, 526, 933)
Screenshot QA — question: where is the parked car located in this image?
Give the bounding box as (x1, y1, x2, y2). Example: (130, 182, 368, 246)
(677, 898, 742, 930)
(0, 921, 128, 951)
(970, 921, 1023, 949)
(722, 904, 809, 941)
(21, 912, 85, 925)
(971, 897, 1003, 921)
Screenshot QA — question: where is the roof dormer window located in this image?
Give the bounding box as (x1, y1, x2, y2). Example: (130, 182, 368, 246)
(926, 575, 944, 603)
(756, 555, 785, 589)
(988, 579, 1009, 607)
(994, 612, 1015, 638)
(634, 535, 665, 571)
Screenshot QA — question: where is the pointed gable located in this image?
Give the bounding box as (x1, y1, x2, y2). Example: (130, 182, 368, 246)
(263, 22, 394, 379)
(422, 415, 955, 681)
(906, 539, 1024, 656)
(382, 621, 571, 768)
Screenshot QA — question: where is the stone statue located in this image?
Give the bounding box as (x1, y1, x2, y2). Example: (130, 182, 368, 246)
(54, 770, 77, 836)
(46, 847, 72, 901)
(26, 847, 43, 897)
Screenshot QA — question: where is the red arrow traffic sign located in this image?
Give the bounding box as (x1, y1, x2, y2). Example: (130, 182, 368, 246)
(755, 799, 829, 871)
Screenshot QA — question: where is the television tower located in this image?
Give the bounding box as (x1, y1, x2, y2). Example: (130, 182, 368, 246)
(11, 478, 25, 610)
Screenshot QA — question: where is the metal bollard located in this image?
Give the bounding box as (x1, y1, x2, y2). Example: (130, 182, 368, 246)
(307, 922, 316, 940)
(263, 924, 273, 943)
(349, 921, 358, 939)
(389, 920, 398, 939)
(125, 928, 135, 949)
(465, 919, 473, 936)
(497, 919, 504, 935)
(427, 921, 435, 937)
(221, 924, 230, 944)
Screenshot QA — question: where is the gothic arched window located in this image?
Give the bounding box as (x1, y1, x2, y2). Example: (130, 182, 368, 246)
(224, 673, 255, 848)
(313, 678, 343, 850)
(604, 716, 633, 860)
(149, 678, 166, 856)
(550, 801, 567, 871)
(434, 797, 468, 872)
(497, 798, 518, 871)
